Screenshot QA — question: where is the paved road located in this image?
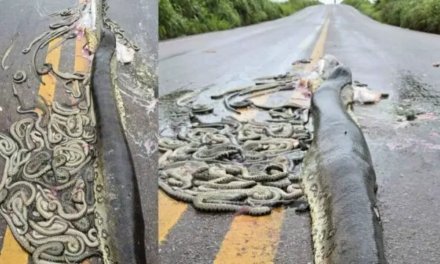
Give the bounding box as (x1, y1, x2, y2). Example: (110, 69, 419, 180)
(0, 0, 158, 263)
(159, 4, 440, 264)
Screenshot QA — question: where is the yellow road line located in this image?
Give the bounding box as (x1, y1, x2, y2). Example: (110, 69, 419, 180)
(214, 18, 331, 264)
(305, 18, 330, 72)
(0, 228, 28, 263)
(290, 18, 330, 104)
(38, 38, 63, 103)
(75, 34, 89, 73)
(214, 209, 284, 264)
(158, 191, 188, 244)
(0, 37, 63, 264)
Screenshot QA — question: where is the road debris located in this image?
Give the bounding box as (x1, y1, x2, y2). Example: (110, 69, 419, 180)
(353, 86, 382, 104)
(292, 59, 311, 65)
(116, 41, 136, 63)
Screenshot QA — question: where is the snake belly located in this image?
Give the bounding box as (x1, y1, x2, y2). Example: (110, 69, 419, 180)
(301, 66, 386, 264)
(91, 28, 146, 264)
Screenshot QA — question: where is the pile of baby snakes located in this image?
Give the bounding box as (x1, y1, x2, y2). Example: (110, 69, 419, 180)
(159, 103, 312, 216)
(0, 3, 116, 264)
(3, 91, 99, 262)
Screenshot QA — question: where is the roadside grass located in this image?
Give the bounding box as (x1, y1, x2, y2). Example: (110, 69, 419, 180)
(342, 0, 440, 34)
(159, 0, 320, 40)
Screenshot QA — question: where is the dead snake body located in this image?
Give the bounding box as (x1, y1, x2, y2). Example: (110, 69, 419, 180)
(92, 29, 146, 263)
(301, 66, 386, 264)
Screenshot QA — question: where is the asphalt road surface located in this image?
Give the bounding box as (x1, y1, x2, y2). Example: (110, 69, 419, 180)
(0, 0, 158, 263)
(159, 4, 440, 264)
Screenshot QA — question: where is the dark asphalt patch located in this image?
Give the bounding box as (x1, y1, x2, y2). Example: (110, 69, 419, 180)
(275, 209, 313, 264)
(159, 208, 234, 264)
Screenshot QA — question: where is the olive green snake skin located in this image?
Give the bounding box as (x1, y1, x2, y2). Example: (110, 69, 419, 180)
(0, 1, 141, 263)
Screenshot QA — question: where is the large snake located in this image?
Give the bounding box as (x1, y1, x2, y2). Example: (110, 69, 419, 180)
(91, 28, 146, 264)
(300, 65, 386, 263)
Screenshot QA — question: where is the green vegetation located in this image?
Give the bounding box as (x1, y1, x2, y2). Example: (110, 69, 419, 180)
(159, 0, 320, 40)
(342, 0, 440, 34)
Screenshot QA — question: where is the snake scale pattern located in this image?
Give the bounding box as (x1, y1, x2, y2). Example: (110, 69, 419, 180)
(159, 72, 313, 215)
(300, 62, 386, 263)
(0, 1, 144, 263)
(92, 28, 146, 264)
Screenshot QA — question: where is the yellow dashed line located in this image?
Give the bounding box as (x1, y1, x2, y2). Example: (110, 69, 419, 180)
(305, 19, 330, 72)
(38, 37, 63, 103)
(158, 191, 188, 244)
(290, 18, 330, 104)
(214, 209, 285, 264)
(0, 228, 28, 263)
